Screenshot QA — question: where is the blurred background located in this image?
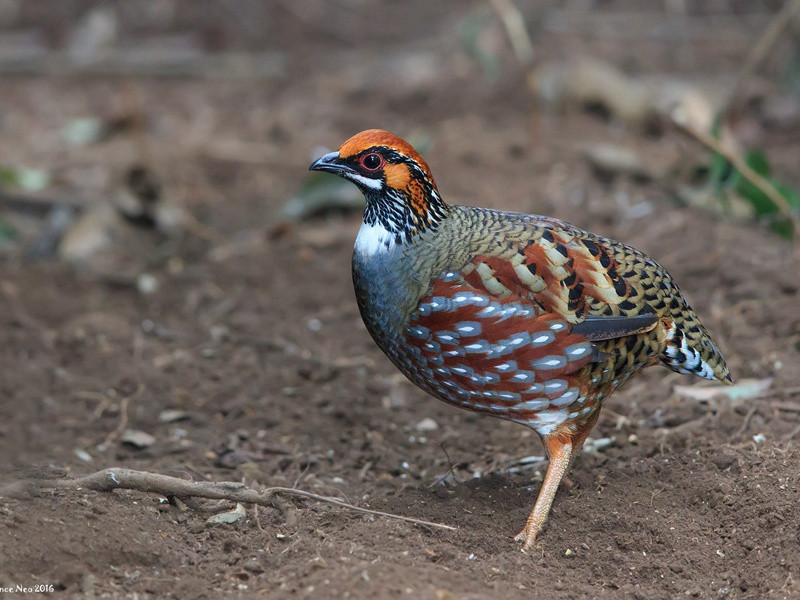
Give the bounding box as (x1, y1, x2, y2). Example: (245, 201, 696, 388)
(1, 1, 800, 597)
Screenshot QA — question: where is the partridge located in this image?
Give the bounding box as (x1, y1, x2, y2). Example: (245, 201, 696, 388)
(310, 129, 731, 550)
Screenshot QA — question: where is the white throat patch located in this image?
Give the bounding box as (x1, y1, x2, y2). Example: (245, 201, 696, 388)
(354, 221, 397, 258)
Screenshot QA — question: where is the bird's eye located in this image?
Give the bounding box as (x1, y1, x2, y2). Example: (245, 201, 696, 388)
(360, 153, 383, 171)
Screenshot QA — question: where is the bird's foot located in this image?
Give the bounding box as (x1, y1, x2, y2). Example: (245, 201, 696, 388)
(513, 523, 542, 553)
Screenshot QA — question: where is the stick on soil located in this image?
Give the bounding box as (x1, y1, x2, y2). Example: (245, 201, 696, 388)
(2, 468, 456, 532)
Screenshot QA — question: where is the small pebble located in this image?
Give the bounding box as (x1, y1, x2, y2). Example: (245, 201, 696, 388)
(242, 557, 265, 574)
(137, 273, 159, 295)
(206, 503, 246, 524)
(121, 429, 156, 449)
(209, 325, 230, 341)
(415, 417, 439, 432)
(62, 117, 103, 145)
(158, 409, 189, 423)
(169, 427, 187, 439)
(584, 436, 616, 453)
(74, 449, 93, 462)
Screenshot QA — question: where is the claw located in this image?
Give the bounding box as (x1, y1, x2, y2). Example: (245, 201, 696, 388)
(514, 523, 542, 552)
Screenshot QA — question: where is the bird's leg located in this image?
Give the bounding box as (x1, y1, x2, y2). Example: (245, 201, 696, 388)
(514, 433, 573, 551)
(515, 413, 599, 551)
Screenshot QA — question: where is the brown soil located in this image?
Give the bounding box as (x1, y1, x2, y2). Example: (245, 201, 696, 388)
(1, 2, 800, 598)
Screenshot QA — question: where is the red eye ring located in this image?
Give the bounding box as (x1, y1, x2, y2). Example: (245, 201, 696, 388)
(359, 152, 384, 171)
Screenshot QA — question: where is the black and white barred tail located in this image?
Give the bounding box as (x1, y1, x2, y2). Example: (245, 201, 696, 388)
(661, 320, 732, 384)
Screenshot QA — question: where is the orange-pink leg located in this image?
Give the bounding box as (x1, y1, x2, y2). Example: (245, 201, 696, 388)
(515, 414, 599, 551)
(514, 435, 573, 551)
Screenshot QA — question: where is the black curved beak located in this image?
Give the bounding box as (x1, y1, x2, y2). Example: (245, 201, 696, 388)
(309, 151, 354, 176)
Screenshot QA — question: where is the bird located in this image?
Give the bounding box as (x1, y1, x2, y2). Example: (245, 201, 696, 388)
(309, 129, 731, 551)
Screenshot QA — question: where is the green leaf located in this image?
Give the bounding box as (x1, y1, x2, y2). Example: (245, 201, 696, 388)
(0, 166, 51, 191)
(774, 181, 800, 210)
(770, 219, 793, 239)
(0, 167, 17, 185)
(702, 128, 799, 239)
(733, 151, 777, 218)
(707, 150, 730, 191)
(744, 150, 771, 177)
(768, 181, 800, 240)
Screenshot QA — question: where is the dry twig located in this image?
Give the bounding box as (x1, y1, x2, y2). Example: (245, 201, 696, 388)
(724, 0, 800, 112)
(7, 468, 456, 532)
(98, 383, 145, 451)
(488, 0, 535, 66)
(736, 405, 760, 437)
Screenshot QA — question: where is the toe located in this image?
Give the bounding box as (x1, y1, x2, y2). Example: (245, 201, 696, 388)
(522, 533, 538, 552)
(514, 524, 541, 552)
(514, 525, 539, 550)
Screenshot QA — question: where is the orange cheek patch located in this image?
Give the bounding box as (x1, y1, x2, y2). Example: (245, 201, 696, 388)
(384, 163, 411, 191)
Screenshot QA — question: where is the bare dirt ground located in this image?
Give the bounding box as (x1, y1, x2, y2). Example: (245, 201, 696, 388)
(1, 2, 800, 598)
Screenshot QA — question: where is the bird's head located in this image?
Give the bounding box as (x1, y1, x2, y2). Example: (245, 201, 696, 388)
(310, 129, 448, 245)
